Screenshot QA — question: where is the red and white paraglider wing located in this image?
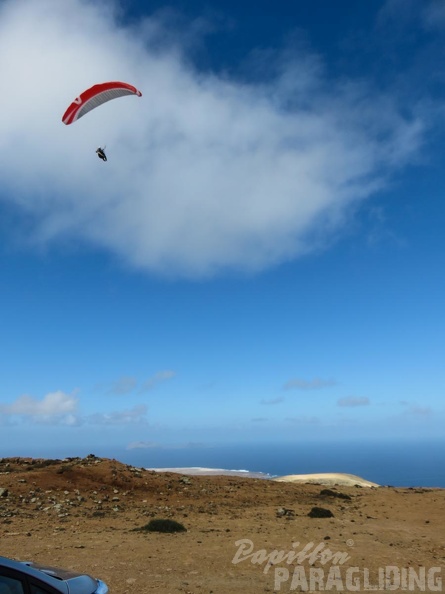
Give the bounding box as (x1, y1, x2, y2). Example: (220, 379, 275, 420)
(62, 81, 142, 125)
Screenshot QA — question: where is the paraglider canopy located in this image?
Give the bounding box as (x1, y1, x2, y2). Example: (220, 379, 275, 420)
(62, 81, 142, 125)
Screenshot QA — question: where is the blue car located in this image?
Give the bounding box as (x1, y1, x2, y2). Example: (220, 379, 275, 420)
(0, 556, 108, 594)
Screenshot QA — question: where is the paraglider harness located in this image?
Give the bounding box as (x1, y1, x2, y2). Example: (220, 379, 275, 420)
(96, 147, 107, 162)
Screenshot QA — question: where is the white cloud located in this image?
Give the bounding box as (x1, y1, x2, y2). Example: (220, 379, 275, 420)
(381, 0, 445, 31)
(0, 390, 79, 422)
(0, 390, 150, 427)
(108, 376, 137, 395)
(377, 0, 419, 26)
(422, 0, 445, 29)
(98, 371, 175, 395)
(0, 0, 425, 278)
(140, 370, 176, 392)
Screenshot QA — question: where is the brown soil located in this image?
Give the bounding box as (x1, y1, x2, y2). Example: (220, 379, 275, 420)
(1, 455, 444, 593)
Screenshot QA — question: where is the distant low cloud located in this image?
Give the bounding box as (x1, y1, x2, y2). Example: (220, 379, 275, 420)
(261, 396, 285, 405)
(0, 0, 425, 278)
(126, 440, 159, 450)
(337, 396, 370, 408)
(285, 415, 320, 425)
(126, 440, 205, 450)
(183, 442, 206, 449)
(410, 406, 433, 418)
(88, 404, 148, 425)
(140, 370, 176, 392)
(404, 405, 432, 418)
(399, 401, 433, 418)
(283, 378, 337, 391)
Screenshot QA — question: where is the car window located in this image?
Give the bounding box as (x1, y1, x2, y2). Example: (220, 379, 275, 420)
(29, 585, 53, 594)
(0, 576, 25, 594)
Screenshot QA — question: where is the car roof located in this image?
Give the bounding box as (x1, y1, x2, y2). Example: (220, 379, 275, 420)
(0, 557, 100, 594)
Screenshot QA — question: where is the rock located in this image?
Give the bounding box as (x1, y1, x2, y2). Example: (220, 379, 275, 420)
(276, 507, 295, 518)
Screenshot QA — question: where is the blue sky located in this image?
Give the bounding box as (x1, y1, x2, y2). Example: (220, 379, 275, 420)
(1, 0, 445, 459)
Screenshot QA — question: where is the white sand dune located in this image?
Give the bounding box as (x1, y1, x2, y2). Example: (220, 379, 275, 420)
(273, 472, 379, 487)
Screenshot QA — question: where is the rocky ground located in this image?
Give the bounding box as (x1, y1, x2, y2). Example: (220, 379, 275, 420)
(1, 455, 444, 593)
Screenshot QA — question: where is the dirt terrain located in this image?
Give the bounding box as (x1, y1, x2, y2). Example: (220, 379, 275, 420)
(1, 455, 444, 593)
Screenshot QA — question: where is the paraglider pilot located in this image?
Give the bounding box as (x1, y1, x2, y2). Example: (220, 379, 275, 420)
(96, 147, 107, 162)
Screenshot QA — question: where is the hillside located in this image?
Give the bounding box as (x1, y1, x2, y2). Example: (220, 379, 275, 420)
(1, 455, 444, 593)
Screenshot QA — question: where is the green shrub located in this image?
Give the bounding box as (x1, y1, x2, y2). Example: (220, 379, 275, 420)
(308, 506, 334, 518)
(319, 488, 352, 500)
(139, 518, 187, 533)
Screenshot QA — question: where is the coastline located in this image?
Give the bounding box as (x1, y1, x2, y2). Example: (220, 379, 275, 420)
(147, 466, 273, 478)
(148, 467, 379, 486)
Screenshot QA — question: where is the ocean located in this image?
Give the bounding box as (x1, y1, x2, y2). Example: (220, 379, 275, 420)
(101, 439, 445, 488)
